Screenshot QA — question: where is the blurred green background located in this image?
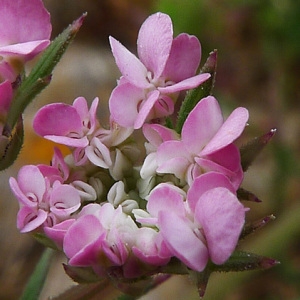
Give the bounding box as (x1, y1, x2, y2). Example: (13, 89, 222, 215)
(0, 0, 299, 299)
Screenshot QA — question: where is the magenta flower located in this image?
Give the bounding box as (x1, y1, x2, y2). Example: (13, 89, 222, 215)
(33, 97, 99, 148)
(63, 203, 139, 274)
(156, 96, 249, 188)
(9, 165, 81, 233)
(137, 172, 246, 271)
(109, 12, 210, 129)
(0, 0, 51, 81)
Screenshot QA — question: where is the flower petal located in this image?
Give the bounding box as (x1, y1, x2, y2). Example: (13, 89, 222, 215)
(109, 36, 149, 89)
(187, 172, 236, 212)
(33, 103, 84, 142)
(182, 96, 224, 154)
(201, 107, 249, 156)
(162, 33, 201, 82)
(134, 90, 160, 129)
(0, 0, 51, 44)
(109, 81, 144, 128)
(137, 12, 173, 79)
(17, 206, 47, 233)
(159, 73, 210, 94)
(159, 211, 208, 271)
(195, 188, 245, 264)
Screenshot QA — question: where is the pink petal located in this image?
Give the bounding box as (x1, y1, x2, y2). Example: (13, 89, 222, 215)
(134, 90, 160, 129)
(109, 36, 150, 89)
(163, 33, 201, 82)
(147, 183, 186, 218)
(9, 165, 46, 207)
(132, 228, 171, 266)
(50, 184, 81, 218)
(182, 96, 224, 155)
(204, 144, 244, 189)
(137, 12, 173, 79)
(17, 206, 47, 233)
(187, 172, 236, 212)
(64, 215, 105, 266)
(143, 124, 179, 148)
(0, 40, 50, 60)
(156, 140, 191, 178)
(158, 73, 210, 94)
(201, 107, 249, 155)
(44, 219, 76, 249)
(33, 103, 83, 138)
(195, 188, 245, 264)
(0, 0, 51, 57)
(159, 211, 208, 271)
(109, 81, 144, 128)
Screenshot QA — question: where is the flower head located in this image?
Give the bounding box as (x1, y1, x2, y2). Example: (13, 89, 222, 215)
(135, 172, 246, 271)
(156, 96, 249, 188)
(109, 12, 210, 129)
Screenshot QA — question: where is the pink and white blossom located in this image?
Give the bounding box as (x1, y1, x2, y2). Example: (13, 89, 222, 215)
(109, 12, 210, 129)
(135, 172, 246, 271)
(156, 96, 249, 188)
(9, 165, 81, 233)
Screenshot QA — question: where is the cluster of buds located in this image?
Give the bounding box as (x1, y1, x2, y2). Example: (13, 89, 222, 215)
(4, 0, 278, 298)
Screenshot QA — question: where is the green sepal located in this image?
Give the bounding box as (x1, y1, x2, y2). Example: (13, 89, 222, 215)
(211, 250, 279, 273)
(19, 248, 54, 300)
(32, 232, 60, 250)
(0, 116, 23, 170)
(176, 49, 217, 134)
(240, 215, 276, 240)
(5, 13, 87, 133)
(63, 264, 101, 284)
(240, 128, 276, 172)
(189, 267, 213, 299)
(237, 187, 261, 202)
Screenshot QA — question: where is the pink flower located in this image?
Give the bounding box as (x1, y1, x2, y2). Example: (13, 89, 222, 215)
(63, 203, 139, 273)
(137, 172, 246, 271)
(109, 12, 210, 129)
(9, 165, 81, 233)
(156, 96, 249, 188)
(0, 0, 51, 81)
(33, 97, 99, 148)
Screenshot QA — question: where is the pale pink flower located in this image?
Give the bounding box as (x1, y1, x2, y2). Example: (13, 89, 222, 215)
(9, 165, 81, 232)
(136, 172, 246, 271)
(0, 0, 51, 81)
(109, 12, 210, 129)
(33, 97, 100, 148)
(156, 96, 249, 188)
(63, 203, 139, 274)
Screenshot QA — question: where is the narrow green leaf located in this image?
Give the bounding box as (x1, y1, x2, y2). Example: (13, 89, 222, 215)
(240, 128, 276, 171)
(176, 49, 217, 133)
(19, 248, 54, 300)
(240, 215, 276, 240)
(0, 116, 24, 170)
(237, 187, 261, 202)
(5, 13, 87, 133)
(211, 250, 279, 273)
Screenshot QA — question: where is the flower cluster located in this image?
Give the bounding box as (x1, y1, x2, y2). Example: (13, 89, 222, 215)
(9, 11, 250, 279)
(7, 2, 277, 297)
